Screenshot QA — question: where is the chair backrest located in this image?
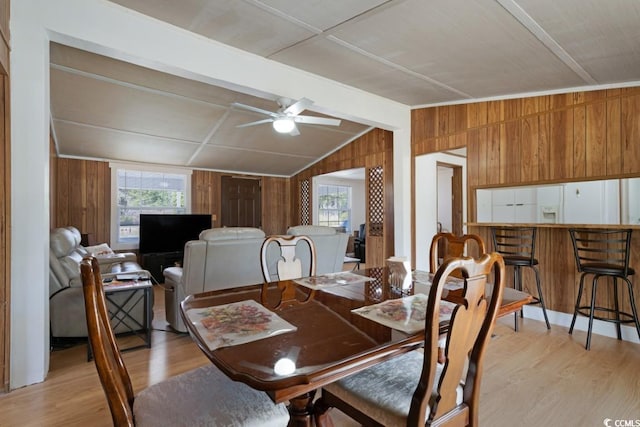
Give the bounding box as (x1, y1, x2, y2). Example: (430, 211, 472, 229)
(260, 235, 317, 283)
(569, 228, 633, 276)
(429, 232, 486, 273)
(80, 256, 135, 427)
(490, 226, 537, 262)
(408, 253, 505, 426)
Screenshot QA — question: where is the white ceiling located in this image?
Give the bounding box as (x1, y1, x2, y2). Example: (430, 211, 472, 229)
(50, 0, 640, 177)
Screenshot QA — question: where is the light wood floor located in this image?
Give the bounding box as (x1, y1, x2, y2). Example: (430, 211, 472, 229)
(1, 286, 639, 426)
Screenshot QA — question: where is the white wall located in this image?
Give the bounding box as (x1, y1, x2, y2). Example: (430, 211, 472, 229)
(437, 167, 453, 233)
(10, 0, 412, 388)
(415, 153, 467, 271)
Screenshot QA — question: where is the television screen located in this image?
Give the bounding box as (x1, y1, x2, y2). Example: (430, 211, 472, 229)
(139, 214, 212, 254)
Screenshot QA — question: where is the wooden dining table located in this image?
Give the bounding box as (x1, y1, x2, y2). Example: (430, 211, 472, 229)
(180, 267, 532, 427)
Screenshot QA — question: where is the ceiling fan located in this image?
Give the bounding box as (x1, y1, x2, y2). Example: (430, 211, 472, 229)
(232, 97, 342, 136)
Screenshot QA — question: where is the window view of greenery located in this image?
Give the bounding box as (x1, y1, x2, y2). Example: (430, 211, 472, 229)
(117, 170, 187, 243)
(318, 184, 351, 232)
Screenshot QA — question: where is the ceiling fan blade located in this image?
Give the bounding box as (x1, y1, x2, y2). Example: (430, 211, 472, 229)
(236, 118, 273, 128)
(283, 97, 313, 116)
(293, 115, 342, 126)
(289, 123, 300, 136)
(232, 102, 278, 118)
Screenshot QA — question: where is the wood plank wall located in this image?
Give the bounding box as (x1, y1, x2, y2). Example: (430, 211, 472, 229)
(51, 163, 291, 246)
(291, 128, 395, 267)
(52, 158, 111, 244)
(191, 170, 290, 235)
(0, 72, 10, 393)
(0, 0, 9, 391)
(412, 87, 640, 317)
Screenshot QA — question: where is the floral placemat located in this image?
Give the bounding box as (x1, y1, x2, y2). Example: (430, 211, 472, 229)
(412, 270, 465, 291)
(294, 271, 375, 290)
(186, 300, 297, 350)
(352, 293, 457, 334)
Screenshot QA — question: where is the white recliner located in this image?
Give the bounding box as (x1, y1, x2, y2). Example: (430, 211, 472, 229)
(163, 227, 268, 332)
(286, 225, 349, 274)
(49, 226, 151, 338)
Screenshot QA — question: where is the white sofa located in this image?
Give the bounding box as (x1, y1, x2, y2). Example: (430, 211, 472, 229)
(163, 226, 349, 332)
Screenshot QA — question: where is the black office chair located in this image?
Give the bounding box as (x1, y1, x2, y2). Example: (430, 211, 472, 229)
(491, 226, 551, 331)
(354, 223, 366, 263)
(568, 228, 640, 350)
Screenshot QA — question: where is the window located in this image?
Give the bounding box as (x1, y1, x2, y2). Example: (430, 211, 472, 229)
(318, 184, 351, 232)
(110, 164, 191, 249)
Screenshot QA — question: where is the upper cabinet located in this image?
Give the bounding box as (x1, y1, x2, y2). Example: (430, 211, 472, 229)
(476, 178, 638, 225)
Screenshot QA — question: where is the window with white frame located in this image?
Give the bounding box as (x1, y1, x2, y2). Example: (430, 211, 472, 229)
(318, 184, 351, 232)
(110, 164, 191, 249)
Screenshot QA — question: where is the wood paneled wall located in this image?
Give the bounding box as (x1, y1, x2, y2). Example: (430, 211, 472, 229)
(52, 158, 112, 244)
(51, 163, 291, 246)
(412, 87, 640, 317)
(291, 128, 395, 267)
(191, 170, 290, 235)
(0, 0, 9, 390)
(1, 72, 10, 393)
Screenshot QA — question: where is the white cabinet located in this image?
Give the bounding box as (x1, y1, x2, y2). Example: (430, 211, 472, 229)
(491, 188, 536, 223)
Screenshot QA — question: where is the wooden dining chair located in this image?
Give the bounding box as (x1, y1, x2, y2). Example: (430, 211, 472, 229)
(315, 252, 506, 427)
(261, 234, 317, 282)
(429, 232, 486, 275)
(260, 235, 317, 308)
(80, 256, 290, 427)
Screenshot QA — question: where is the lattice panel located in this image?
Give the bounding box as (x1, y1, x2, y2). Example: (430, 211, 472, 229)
(368, 166, 384, 236)
(365, 267, 385, 303)
(299, 179, 311, 225)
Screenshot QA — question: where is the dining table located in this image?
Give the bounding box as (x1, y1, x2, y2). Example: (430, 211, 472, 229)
(180, 267, 532, 427)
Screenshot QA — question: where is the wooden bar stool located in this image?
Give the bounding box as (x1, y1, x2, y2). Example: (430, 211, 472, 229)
(568, 228, 640, 350)
(491, 226, 551, 331)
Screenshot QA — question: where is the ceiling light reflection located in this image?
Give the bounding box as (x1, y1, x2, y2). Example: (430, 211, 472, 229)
(273, 358, 296, 376)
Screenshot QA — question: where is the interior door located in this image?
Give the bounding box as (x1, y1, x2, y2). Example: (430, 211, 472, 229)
(221, 176, 262, 228)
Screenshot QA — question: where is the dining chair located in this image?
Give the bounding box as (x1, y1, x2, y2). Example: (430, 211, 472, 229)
(490, 226, 551, 331)
(429, 232, 486, 275)
(80, 256, 290, 427)
(568, 228, 640, 350)
(428, 232, 487, 362)
(260, 234, 317, 308)
(315, 252, 506, 427)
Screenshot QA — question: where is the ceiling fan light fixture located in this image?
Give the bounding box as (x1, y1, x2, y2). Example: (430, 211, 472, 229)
(273, 117, 295, 133)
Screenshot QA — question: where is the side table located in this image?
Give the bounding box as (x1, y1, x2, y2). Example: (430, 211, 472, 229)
(88, 278, 153, 360)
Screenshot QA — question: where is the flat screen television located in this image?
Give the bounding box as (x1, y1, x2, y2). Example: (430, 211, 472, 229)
(139, 214, 212, 254)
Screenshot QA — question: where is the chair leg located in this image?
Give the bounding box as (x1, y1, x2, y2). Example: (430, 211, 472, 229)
(585, 275, 599, 351)
(569, 274, 587, 334)
(513, 266, 520, 332)
(532, 266, 551, 329)
(624, 278, 640, 341)
(613, 277, 622, 340)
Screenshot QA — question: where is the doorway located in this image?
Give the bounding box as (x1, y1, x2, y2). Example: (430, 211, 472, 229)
(414, 151, 467, 271)
(220, 176, 262, 228)
(437, 163, 463, 236)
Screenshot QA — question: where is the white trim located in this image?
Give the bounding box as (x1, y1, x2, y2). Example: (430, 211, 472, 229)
(521, 306, 640, 345)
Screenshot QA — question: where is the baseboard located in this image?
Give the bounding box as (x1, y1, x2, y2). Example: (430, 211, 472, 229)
(521, 305, 640, 344)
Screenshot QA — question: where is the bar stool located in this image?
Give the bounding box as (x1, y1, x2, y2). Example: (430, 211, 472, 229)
(491, 226, 551, 331)
(568, 228, 640, 350)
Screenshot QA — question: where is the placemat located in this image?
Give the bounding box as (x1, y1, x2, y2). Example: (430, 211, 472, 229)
(294, 271, 375, 290)
(352, 293, 457, 334)
(186, 300, 297, 350)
